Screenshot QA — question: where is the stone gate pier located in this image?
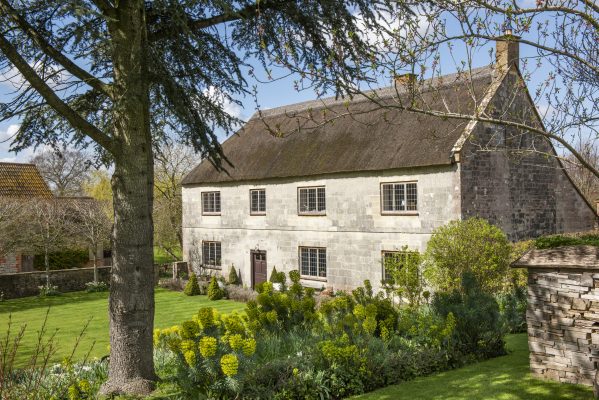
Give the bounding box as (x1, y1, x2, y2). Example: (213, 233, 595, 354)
(513, 245, 599, 388)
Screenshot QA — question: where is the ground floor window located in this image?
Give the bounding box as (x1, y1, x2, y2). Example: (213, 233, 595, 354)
(382, 250, 420, 283)
(203, 241, 222, 267)
(299, 247, 327, 278)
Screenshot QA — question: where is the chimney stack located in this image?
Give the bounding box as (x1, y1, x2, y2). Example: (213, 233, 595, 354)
(496, 21, 520, 73)
(394, 73, 417, 92)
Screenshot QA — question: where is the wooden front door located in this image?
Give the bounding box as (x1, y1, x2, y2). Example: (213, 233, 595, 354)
(252, 251, 267, 289)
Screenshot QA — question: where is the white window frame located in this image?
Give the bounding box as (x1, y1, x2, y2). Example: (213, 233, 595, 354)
(297, 186, 326, 215)
(250, 189, 266, 215)
(380, 181, 418, 214)
(299, 247, 327, 279)
(201, 191, 221, 215)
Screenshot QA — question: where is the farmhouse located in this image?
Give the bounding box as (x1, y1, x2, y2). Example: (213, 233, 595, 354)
(182, 37, 597, 291)
(0, 162, 53, 273)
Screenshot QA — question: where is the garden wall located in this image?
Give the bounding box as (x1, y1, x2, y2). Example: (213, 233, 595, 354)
(513, 245, 599, 387)
(0, 265, 161, 299)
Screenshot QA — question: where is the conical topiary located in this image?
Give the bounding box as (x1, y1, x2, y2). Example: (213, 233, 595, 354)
(228, 265, 240, 285)
(269, 266, 279, 283)
(208, 276, 224, 300)
(184, 273, 201, 296)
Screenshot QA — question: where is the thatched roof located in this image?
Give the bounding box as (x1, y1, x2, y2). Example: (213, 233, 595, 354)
(0, 162, 53, 198)
(512, 245, 599, 270)
(183, 66, 496, 186)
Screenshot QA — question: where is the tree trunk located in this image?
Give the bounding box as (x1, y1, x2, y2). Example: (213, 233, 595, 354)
(93, 248, 98, 284)
(100, 1, 156, 395)
(44, 247, 49, 288)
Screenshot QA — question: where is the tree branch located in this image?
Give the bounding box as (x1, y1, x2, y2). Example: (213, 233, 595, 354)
(0, 33, 114, 153)
(0, 0, 113, 98)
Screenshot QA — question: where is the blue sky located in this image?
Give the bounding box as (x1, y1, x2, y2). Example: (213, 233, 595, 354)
(0, 6, 553, 164)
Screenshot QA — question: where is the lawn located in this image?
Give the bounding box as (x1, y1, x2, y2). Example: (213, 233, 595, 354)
(154, 246, 182, 265)
(0, 288, 245, 367)
(354, 333, 594, 400)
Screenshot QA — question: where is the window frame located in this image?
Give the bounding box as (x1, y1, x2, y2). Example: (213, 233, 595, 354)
(380, 181, 418, 215)
(298, 246, 327, 280)
(381, 250, 419, 283)
(249, 188, 266, 215)
(202, 241, 222, 269)
(201, 191, 221, 215)
(297, 186, 326, 216)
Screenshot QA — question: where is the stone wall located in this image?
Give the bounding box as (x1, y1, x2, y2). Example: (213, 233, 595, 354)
(183, 165, 461, 291)
(460, 70, 597, 240)
(526, 268, 599, 386)
(0, 265, 160, 299)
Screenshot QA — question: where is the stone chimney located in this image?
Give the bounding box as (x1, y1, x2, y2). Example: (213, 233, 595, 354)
(496, 22, 520, 73)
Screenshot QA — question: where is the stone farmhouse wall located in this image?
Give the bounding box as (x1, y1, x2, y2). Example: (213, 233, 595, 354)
(460, 70, 597, 241)
(183, 165, 461, 291)
(526, 268, 599, 386)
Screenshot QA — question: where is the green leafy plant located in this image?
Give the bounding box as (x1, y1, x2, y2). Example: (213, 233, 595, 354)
(269, 266, 280, 283)
(228, 265, 241, 285)
(431, 272, 505, 359)
(383, 248, 424, 307)
(424, 218, 512, 293)
(534, 233, 599, 249)
(38, 284, 60, 297)
(207, 276, 225, 300)
(85, 281, 109, 293)
(184, 273, 202, 296)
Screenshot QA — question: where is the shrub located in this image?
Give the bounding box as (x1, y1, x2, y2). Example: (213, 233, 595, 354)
(534, 233, 599, 249)
(269, 266, 280, 283)
(424, 218, 512, 293)
(227, 285, 257, 303)
(33, 248, 89, 270)
(207, 276, 225, 300)
(431, 272, 505, 360)
(184, 273, 202, 296)
(497, 285, 527, 333)
(38, 284, 60, 297)
(382, 248, 424, 307)
(85, 281, 108, 293)
(228, 265, 241, 285)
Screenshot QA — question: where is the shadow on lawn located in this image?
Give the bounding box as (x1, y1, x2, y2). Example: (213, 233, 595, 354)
(355, 334, 594, 400)
(0, 290, 109, 314)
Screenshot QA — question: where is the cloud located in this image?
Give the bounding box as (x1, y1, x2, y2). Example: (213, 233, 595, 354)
(0, 124, 19, 142)
(203, 86, 244, 121)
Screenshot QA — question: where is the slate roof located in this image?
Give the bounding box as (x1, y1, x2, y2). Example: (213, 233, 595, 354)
(183, 66, 496, 186)
(0, 162, 53, 198)
(512, 245, 599, 270)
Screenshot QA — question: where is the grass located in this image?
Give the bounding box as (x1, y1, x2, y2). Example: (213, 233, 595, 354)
(154, 246, 182, 265)
(354, 334, 594, 400)
(0, 288, 245, 366)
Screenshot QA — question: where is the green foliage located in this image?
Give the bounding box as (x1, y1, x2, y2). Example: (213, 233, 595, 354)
(383, 248, 425, 307)
(207, 276, 225, 300)
(431, 272, 505, 360)
(38, 284, 60, 297)
(245, 278, 317, 333)
(84, 281, 108, 293)
(269, 266, 286, 284)
(184, 273, 202, 296)
(424, 218, 512, 293)
(497, 286, 527, 334)
(228, 265, 241, 285)
(33, 249, 89, 271)
(534, 233, 599, 249)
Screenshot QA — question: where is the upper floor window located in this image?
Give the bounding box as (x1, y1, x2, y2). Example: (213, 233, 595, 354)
(202, 241, 221, 268)
(250, 189, 266, 215)
(381, 182, 417, 214)
(299, 247, 327, 278)
(298, 186, 326, 215)
(202, 191, 221, 215)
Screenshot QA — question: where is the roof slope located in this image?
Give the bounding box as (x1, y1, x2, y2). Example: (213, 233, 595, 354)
(512, 245, 599, 270)
(183, 66, 495, 186)
(0, 162, 53, 198)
